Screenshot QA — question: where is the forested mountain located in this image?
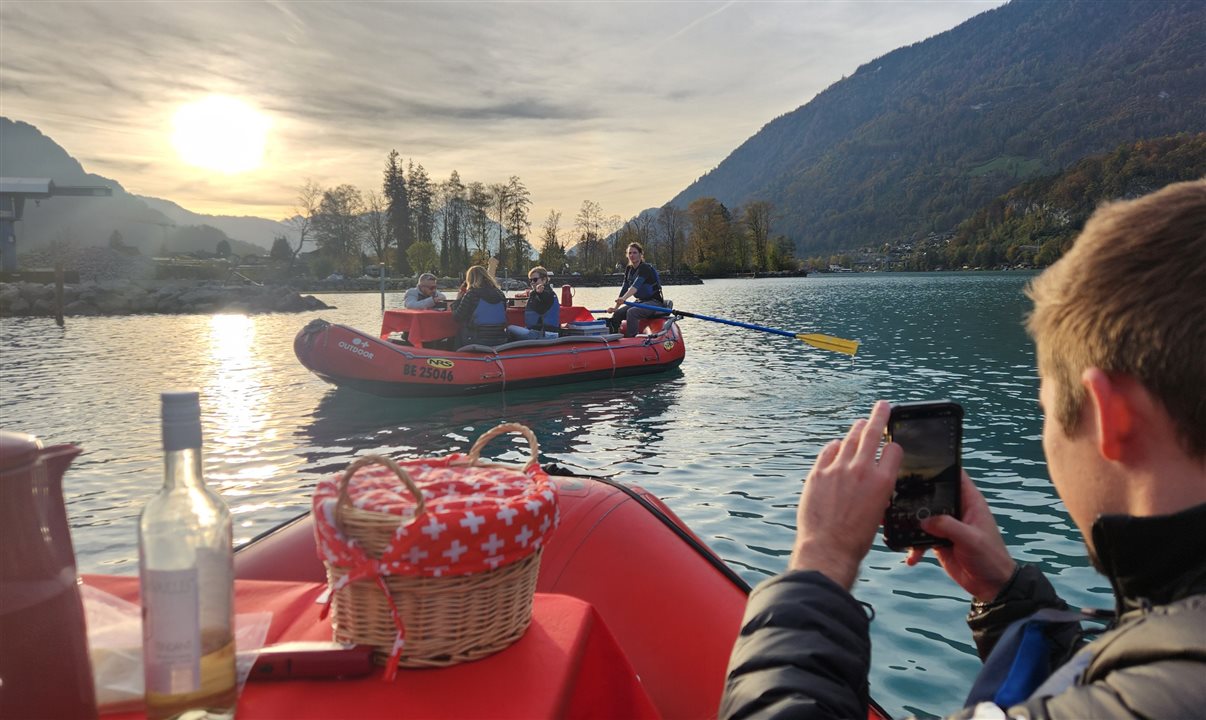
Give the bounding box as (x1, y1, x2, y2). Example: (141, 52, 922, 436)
(669, 0, 1206, 254)
(944, 133, 1206, 268)
(0, 118, 267, 257)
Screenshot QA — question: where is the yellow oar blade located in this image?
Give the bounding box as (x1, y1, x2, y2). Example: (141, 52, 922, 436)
(796, 333, 860, 356)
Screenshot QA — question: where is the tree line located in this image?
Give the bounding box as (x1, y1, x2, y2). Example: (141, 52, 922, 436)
(269, 150, 802, 280)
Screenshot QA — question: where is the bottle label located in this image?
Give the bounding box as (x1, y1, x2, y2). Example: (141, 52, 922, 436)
(143, 567, 202, 693)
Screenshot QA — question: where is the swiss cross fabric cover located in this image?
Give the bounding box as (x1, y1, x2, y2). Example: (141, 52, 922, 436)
(312, 454, 559, 579)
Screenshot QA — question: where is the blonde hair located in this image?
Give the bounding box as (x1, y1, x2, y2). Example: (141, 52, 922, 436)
(464, 265, 501, 291)
(528, 265, 549, 280)
(1025, 179, 1206, 457)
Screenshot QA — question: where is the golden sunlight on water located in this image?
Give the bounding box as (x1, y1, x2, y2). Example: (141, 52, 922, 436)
(204, 314, 273, 494)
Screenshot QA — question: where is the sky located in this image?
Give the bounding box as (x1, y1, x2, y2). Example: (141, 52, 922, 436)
(1, 1, 1004, 227)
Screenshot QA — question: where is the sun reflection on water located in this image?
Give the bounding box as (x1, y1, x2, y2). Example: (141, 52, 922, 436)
(204, 314, 269, 488)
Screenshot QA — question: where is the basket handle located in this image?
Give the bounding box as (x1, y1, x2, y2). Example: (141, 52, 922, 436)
(464, 423, 540, 470)
(334, 455, 427, 548)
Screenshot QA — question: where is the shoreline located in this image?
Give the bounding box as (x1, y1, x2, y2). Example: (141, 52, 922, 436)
(0, 279, 332, 318)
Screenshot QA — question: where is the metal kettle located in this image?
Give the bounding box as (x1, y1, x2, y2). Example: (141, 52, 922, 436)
(0, 430, 97, 719)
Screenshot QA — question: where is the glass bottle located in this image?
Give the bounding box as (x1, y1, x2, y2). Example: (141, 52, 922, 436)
(139, 391, 236, 720)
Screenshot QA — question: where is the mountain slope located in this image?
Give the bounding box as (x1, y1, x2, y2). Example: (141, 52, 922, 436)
(0, 118, 268, 256)
(670, 0, 1206, 252)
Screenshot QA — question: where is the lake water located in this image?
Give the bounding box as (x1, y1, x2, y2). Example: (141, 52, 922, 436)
(0, 273, 1109, 718)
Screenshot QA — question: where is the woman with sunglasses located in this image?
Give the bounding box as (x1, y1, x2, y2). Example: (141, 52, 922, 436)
(507, 266, 560, 340)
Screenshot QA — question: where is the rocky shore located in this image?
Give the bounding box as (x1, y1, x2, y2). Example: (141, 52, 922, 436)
(0, 279, 332, 318)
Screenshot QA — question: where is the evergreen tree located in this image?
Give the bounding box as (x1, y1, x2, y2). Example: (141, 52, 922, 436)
(408, 162, 435, 256)
(270, 235, 293, 262)
(383, 150, 412, 274)
(538, 209, 567, 273)
(504, 175, 532, 276)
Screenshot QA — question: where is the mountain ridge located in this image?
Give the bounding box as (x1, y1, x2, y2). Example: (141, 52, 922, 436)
(669, 0, 1206, 253)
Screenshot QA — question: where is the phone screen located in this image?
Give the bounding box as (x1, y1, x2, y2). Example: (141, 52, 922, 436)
(883, 402, 962, 550)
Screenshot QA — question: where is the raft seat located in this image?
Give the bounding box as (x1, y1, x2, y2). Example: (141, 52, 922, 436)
(456, 333, 624, 354)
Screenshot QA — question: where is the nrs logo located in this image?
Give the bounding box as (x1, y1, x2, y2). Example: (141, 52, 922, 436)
(426, 358, 455, 369)
(338, 337, 375, 360)
(663, 340, 676, 351)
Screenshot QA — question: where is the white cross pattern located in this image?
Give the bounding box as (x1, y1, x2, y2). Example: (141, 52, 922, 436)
(481, 533, 504, 555)
(484, 555, 504, 569)
(421, 515, 448, 540)
(542, 489, 555, 503)
(497, 506, 518, 526)
(405, 546, 429, 565)
(524, 498, 543, 514)
(463, 494, 484, 508)
(540, 514, 551, 533)
(460, 511, 485, 534)
(515, 525, 533, 547)
(443, 540, 468, 563)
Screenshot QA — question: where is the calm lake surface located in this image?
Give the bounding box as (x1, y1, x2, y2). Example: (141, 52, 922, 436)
(0, 273, 1109, 718)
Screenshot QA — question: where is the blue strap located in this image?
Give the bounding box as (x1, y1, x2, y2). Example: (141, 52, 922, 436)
(964, 608, 1085, 709)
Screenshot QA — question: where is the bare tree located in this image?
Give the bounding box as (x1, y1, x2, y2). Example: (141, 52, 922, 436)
(574, 200, 605, 272)
(743, 201, 774, 273)
(657, 203, 687, 272)
(489, 182, 511, 265)
(286, 179, 322, 270)
(313, 184, 366, 274)
(363, 190, 391, 268)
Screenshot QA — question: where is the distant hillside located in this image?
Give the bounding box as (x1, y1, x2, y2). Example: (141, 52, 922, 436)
(945, 133, 1206, 267)
(138, 196, 289, 252)
(669, 0, 1206, 254)
(0, 118, 266, 257)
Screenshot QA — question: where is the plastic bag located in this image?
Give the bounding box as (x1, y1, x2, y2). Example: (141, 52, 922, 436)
(83, 584, 272, 714)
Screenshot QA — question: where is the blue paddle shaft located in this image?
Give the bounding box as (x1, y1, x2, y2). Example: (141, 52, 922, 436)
(622, 301, 797, 338)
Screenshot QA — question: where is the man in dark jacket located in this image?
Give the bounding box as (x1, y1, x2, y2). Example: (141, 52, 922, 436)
(720, 180, 1206, 720)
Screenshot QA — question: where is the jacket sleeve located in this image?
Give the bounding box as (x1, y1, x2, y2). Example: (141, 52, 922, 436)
(720, 570, 871, 720)
(967, 564, 1068, 660)
(452, 290, 478, 325)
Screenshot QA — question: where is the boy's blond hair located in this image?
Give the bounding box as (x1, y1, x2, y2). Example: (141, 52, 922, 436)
(1026, 179, 1206, 458)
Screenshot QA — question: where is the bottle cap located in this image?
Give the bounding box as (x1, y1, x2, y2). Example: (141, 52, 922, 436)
(161, 391, 203, 452)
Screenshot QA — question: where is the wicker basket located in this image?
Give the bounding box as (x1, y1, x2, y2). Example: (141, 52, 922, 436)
(325, 423, 546, 669)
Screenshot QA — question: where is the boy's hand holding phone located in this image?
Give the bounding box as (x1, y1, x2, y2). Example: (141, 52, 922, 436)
(789, 401, 901, 589)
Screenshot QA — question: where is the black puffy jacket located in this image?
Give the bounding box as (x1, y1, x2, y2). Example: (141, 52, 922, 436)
(720, 502, 1206, 720)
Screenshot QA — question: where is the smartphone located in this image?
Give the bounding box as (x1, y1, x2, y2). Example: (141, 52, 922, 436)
(882, 401, 963, 551)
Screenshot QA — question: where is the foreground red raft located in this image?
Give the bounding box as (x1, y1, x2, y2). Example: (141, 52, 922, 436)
(293, 302, 686, 397)
(232, 472, 893, 720)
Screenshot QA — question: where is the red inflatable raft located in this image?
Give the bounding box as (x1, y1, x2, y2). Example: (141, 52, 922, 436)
(294, 301, 686, 397)
(232, 471, 892, 720)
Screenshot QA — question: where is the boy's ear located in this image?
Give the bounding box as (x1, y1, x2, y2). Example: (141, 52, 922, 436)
(1081, 368, 1135, 462)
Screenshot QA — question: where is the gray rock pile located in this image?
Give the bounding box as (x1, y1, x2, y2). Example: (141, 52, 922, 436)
(0, 280, 332, 318)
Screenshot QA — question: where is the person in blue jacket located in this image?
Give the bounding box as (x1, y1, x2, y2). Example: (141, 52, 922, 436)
(507, 266, 560, 340)
(606, 243, 667, 337)
(451, 265, 507, 347)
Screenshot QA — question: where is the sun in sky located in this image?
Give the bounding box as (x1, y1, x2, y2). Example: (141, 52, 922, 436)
(171, 95, 271, 174)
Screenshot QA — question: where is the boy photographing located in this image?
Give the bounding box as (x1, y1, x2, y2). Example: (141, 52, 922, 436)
(721, 180, 1206, 719)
